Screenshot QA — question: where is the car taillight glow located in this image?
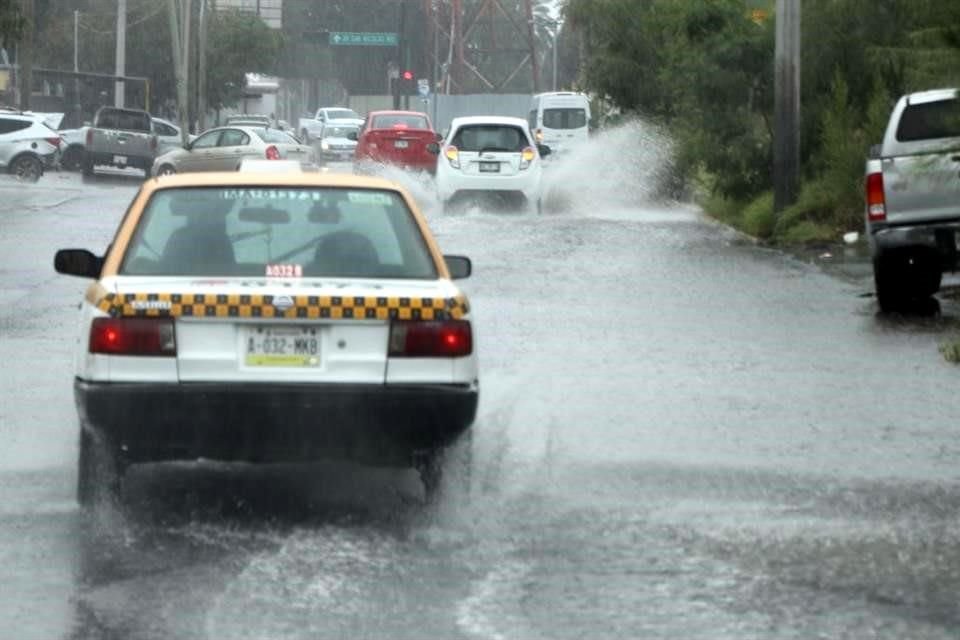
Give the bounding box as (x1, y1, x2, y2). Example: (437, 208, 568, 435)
(85, 129, 93, 146)
(535, 128, 544, 143)
(150, 135, 158, 151)
(265, 145, 280, 160)
(866, 171, 886, 222)
(444, 145, 460, 169)
(520, 146, 536, 170)
(89, 317, 176, 356)
(45, 137, 62, 149)
(388, 320, 472, 358)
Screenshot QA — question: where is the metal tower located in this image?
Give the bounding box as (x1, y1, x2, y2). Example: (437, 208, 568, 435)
(424, 0, 541, 94)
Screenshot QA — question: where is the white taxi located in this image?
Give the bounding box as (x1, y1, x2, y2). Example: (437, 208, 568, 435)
(55, 172, 478, 505)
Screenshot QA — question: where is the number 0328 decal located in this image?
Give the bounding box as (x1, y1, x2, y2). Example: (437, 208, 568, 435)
(265, 264, 303, 278)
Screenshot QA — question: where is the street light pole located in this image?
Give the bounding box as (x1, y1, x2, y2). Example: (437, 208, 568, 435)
(115, 0, 126, 107)
(73, 10, 79, 73)
(552, 28, 558, 91)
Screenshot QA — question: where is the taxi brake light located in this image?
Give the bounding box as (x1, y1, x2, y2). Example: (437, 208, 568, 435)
(388, 320, 472, 357)
(90, 317, 176, 356)
(265, 145, 281, 160)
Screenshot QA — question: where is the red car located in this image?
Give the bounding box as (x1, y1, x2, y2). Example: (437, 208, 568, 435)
(354, 110, 439, 174)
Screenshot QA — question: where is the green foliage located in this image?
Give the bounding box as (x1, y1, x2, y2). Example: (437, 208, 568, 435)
(941, 339, 960, 364)
(567, 0, 960, 245)
(742, 191, 775, 239)
(206, 9, 284, 112)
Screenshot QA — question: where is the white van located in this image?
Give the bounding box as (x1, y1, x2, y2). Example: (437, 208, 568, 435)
(527, 92, 591, 155)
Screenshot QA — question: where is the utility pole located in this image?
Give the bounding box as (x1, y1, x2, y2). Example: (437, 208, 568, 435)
(115, 0, 126, 107)
(17, 0, 33, 110)
(73, 10, 79, 73)
(394, 0, 406, 109)
(197, 0, 207, 130)
(168, 0, 189, 145)
(773, 0, 801, 213)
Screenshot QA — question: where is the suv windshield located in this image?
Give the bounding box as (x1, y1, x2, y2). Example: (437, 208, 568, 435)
(121, 187, 437, 279)
(542, 108, 587, 130)
(451, 124, 528, 152)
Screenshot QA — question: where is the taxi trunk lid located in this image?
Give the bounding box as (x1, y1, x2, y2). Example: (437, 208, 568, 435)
(107, 278, 414, 384)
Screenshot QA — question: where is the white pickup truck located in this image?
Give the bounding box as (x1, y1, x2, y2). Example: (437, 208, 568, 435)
(298, 107, 364, 144)
(865, 88, 960, 311)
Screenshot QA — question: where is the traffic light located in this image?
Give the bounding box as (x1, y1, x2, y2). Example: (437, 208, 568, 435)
(402, 70, 414, 81)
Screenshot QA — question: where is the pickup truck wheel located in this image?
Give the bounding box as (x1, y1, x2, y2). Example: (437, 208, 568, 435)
(81, 154, 96, 179)
(874, 253, 942, 312)
(10, 154, 42, 182)
(61, 145, 84, 171)
(77, 428, 126, 508)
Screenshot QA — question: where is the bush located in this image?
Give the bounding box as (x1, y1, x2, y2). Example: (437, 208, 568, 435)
(742, 191, 775, 239)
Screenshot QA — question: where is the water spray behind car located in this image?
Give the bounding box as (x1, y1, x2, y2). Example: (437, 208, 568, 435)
(541, 119, 678, 213)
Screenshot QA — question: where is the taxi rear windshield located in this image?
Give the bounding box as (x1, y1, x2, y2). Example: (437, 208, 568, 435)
(121, 187, 438, 279)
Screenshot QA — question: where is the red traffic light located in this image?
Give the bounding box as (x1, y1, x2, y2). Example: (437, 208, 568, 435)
(402, 70, 414, 81)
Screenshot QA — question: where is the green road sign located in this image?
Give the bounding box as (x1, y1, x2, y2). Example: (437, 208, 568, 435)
(329, 32, 398, 46)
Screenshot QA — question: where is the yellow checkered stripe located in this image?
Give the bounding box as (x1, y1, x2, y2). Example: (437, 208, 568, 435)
(96, 292, 470, 321)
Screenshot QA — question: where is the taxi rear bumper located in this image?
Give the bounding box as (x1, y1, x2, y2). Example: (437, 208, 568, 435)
(75, 379, 477, 467)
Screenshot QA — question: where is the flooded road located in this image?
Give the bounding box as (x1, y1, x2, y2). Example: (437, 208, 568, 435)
(2, 130, 959, 639)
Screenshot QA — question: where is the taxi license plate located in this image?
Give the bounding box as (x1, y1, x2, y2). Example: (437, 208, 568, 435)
(244, 326, 320, 367)
(479, 161, 499, 173)
(113, 155, 127, 165)
(394, 140, 409, 149)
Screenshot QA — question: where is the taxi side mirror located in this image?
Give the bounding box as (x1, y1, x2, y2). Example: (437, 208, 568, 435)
(537, 144, 551, 158)
(444, 255, 471, 279)
(426, 142, 440, 155)
(55, 248, 103, 279)
(347, 130, 359, 141)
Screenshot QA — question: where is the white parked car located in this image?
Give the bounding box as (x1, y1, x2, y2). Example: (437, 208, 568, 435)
(0, 111, 62, 181)
(54, 171, 478, 505)
(432, 115, 551, 213)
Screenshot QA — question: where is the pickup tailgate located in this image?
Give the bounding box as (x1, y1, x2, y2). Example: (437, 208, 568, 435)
(883, 151, 960, 224)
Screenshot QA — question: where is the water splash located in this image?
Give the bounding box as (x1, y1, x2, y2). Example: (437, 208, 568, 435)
(541, 119, 677, 212)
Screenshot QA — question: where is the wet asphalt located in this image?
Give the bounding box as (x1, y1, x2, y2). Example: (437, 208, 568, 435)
(1, 130, 959, 639)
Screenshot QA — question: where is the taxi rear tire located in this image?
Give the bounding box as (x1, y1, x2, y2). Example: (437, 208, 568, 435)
(77, 428, 125, 508)
(415, 429, 474, 503)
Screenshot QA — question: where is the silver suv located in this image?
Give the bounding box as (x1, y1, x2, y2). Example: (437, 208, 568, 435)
(0, 112, 61, 181)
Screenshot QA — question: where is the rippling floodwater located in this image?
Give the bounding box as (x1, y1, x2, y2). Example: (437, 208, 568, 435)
(1, 127, 959, 639)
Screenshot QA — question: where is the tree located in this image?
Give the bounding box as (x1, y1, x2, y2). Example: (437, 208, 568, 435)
(0, 0, 24, 48)
(204, 8, 283, 113)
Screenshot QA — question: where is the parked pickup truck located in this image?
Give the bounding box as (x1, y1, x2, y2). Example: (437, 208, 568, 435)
(865, 87, 960, 311)
(298, 107, 364, 144)
(82, 106, 157, 177)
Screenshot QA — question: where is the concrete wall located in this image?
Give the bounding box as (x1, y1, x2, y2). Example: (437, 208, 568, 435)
(345, 94, 533, 133)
